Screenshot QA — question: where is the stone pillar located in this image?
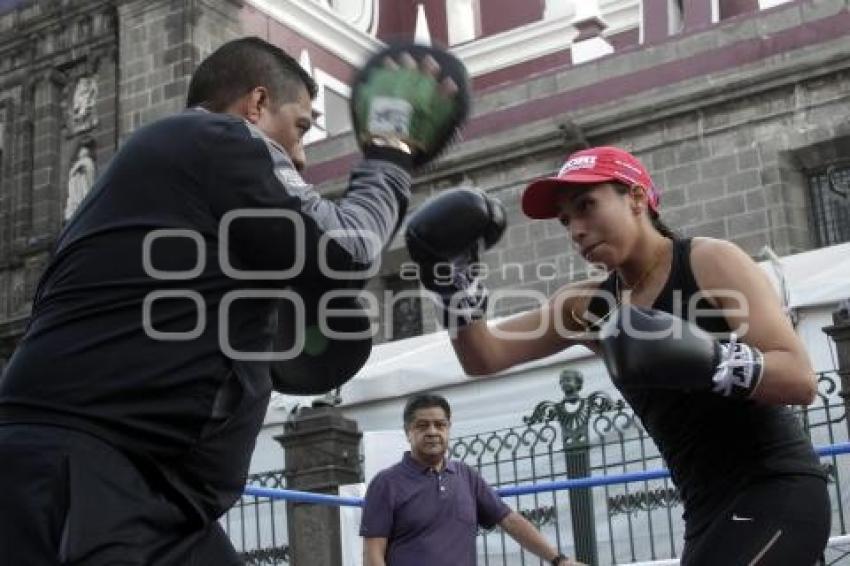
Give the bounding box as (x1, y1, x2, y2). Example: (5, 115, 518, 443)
(117, 0, 243, 138)
(640, 0, 671, 44)
(563, 442, 598, 566)
(276, 406, 362, 566)
(525, 370, 613, 566)
(375, 0, 449, 46)
(476, 0, 543, 38)
(30, 70, 64, 245)
(823, 301, 850, 438)
(12, 101, 34, 250)
(682, 0, 716, 31)
(570, 1, 614, 66)
(719, 0, 759, 20)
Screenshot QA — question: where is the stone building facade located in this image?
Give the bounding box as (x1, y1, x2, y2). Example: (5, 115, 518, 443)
(0, 0, 848, 362)
(0, 0, 245, 363)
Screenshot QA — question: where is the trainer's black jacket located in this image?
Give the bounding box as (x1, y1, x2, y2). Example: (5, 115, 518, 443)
(0, 109, 411, 522)
(589, 238, 826, 538)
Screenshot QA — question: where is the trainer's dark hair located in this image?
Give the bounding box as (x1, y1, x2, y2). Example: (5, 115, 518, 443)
(187, 37, 318, 111)
(612, 183, 676, 239)
(403, 394, 451, 431)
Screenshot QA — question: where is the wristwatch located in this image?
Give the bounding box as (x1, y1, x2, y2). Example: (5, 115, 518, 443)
(551, 553, 568, 566)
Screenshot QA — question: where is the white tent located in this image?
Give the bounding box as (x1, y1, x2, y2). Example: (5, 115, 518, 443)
(762, 242, 850, 309)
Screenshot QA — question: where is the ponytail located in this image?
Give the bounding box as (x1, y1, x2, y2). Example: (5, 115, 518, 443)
(650, 212, 676, 239)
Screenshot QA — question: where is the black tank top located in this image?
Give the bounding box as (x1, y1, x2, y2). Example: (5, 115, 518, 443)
(589, 238, 825, 537)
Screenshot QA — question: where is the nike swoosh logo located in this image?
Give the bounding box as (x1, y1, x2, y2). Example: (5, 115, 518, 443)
(732, 514, 755, 521)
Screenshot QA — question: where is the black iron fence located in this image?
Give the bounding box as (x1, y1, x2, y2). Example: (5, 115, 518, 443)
(222, 469, 290, 564)
(450, 369, 850, 566)
(225, 369, 850, 565)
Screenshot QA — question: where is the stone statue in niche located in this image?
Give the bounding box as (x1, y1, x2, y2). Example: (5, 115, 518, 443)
(10, 271, 25, 314)
(0, 274, 7, 319)
(65, 145, 96, 220)
(69, 75, 98, 134)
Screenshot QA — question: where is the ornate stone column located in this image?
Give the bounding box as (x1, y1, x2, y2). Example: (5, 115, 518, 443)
(525, 370, 622, 566)
(276, 405, 362, 566)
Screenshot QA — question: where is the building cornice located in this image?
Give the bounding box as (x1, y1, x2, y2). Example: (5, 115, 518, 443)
(599, 0, 641, 33)
(248, 0, 640, 78)
(247, 0, 382, 66)
(451, 0, 638, 79)
(303, 8, 850, 187)
(452, 16, 579, 78)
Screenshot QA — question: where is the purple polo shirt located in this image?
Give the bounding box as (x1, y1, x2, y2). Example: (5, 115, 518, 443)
(360, 451, 511, 566)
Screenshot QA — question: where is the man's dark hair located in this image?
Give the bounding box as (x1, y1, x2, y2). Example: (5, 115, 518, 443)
(403, 394, 451, 430)
(186, 37, 318, 111)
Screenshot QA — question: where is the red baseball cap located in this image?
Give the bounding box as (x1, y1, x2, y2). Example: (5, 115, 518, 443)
(522, 146, 660, 219)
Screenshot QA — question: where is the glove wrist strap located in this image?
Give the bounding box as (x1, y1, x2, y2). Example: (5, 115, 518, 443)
(711, 334, 765, 399)
(432, 275, 489, 333)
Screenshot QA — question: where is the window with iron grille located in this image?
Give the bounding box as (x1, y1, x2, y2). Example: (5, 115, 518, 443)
(807, 164, 850, 246)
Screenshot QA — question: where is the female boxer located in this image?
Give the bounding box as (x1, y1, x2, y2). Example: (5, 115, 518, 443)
(406, 146, 831, 565)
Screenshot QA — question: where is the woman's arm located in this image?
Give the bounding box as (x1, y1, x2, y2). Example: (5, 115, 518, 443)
(690, 238, 816, 405)
(451, 279, 601, 376)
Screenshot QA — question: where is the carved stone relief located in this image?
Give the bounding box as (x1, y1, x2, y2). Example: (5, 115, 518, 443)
(9, 269, 25, 314)
(68, 75, 98, 134)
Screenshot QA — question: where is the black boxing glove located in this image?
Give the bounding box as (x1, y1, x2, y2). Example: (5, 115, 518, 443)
(599, 305, 764, 399)
(405, 188, 506, 330)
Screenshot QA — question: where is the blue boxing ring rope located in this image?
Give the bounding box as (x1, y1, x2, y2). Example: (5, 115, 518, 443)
(243, 441, 850, 507)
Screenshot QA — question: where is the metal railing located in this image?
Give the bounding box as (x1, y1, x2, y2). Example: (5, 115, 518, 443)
(222, 469, 290, 564)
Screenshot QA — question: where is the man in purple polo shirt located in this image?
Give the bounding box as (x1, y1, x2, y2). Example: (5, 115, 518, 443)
(361, 394, 581, 566)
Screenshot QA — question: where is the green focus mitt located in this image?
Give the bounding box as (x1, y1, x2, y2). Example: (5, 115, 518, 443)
(351, 42, 471, 168)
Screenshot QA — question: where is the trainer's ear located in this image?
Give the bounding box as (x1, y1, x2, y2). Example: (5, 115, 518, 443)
(229, 86, 267, 124)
